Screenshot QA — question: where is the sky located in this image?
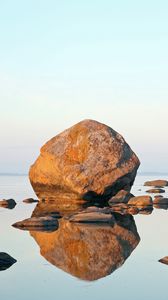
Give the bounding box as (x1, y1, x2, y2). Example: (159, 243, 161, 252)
(0, 0, 168, 174)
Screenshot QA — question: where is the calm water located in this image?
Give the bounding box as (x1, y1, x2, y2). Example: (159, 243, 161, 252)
(0, 174, 168, 300)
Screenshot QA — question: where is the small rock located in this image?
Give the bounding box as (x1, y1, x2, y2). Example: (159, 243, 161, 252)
(153, 197, 168, 205)
(68, 211, 114, 224)
(109, 204, 128, 214)
(110, 205, 139, 215)
(154, 186, 164, 188)
(128, 195, 153, 207)
(146, 188, 165, 194)
(23, 198, 39, 203)
(12, 216, 58, 231)
(0, 252, 17, 271)
(154, 204, 168, 210)
(138, 208, 153, 215)
(126, 207, 139, 215)
(0, 199, 17, 209)
(159, 256, 168, 265)
(108, 190, 134, 205)
(144, 180, 168, 187)
(154, 195, 164, 199)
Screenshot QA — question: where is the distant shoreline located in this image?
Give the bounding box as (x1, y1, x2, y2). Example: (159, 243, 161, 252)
(0, 172, 168, 176)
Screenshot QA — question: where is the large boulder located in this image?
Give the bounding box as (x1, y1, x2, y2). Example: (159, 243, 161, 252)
(29, 119, 140, 201)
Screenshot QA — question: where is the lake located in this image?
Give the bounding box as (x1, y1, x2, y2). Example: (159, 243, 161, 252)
(0, 174, 168, 300)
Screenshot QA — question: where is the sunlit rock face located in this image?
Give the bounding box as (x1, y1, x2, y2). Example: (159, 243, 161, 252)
(29, 119, 140, 201)
(30, 208, 140, 281)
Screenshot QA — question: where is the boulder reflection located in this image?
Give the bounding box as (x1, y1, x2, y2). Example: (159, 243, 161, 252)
(30, 202, 140, 281)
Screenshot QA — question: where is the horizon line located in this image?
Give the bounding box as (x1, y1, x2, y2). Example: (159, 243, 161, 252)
(0, 171, 168, 176)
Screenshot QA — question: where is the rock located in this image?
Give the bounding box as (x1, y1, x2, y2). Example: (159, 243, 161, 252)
(154, 195, 163, 199)
(144, 180, 168, 187)
(0, 252, 17, 271)
(138, 207, 153, 215)
(125, 207, 139, 215)
(159, 256, 168, 265)
(68, 211, 114, 224)
(154, 186, 164, 188)
(128, 195, 153, 207)
(29, 119, 140, 201)
(146, 188, 165, 194)
(23, 198, 39, 203)
(12, 216, 58, 232)
(108, 190, 134, 205)
(30, 213, 140, 281)
(110, 204, 139, 215)
(109, 203, 128, 213)
(153, 197, 168, 205)
(154, 204, 168, 210)
(0, 199, 17, 209)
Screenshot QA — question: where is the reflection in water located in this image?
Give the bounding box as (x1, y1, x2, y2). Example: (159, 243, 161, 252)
(0, 252, 17, 271)
(29, 202, 140, 281)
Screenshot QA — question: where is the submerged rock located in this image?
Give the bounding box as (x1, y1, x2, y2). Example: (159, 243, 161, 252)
(29, 119, 140, 201)
(30, 213, 140, 281)
(12, 216, 58, 232)
(0, 199, 16, 209)
(128, 195, 153, 207)
(0, 252, 17, 271)
(108, 190, 134, 205)
(23, 198, 39, 203)
(146, 188, 165, 194)
(159, 256, 168, 265)
(144, 180, 168, 187)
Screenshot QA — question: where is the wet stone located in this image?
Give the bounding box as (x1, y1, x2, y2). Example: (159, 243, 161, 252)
(128, 196, 153, 207)
(0, 199, 17, 209)
(153, 198, 168, 205)
(108, 190, 134, 205)
(12, 216, 59, 232)
(0, 252, 17, 271)
(159, 256, 168, 265)
(67, 211, 114, 224)
(23, 198, 39, 203)
(144, 180, 168, 187)
(146, 188, 165, 194)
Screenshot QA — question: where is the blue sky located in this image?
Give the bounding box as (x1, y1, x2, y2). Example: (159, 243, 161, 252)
(0, 0, 168, 173)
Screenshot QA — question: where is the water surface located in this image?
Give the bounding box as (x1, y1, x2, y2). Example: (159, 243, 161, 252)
(0, 174, 168, 300)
